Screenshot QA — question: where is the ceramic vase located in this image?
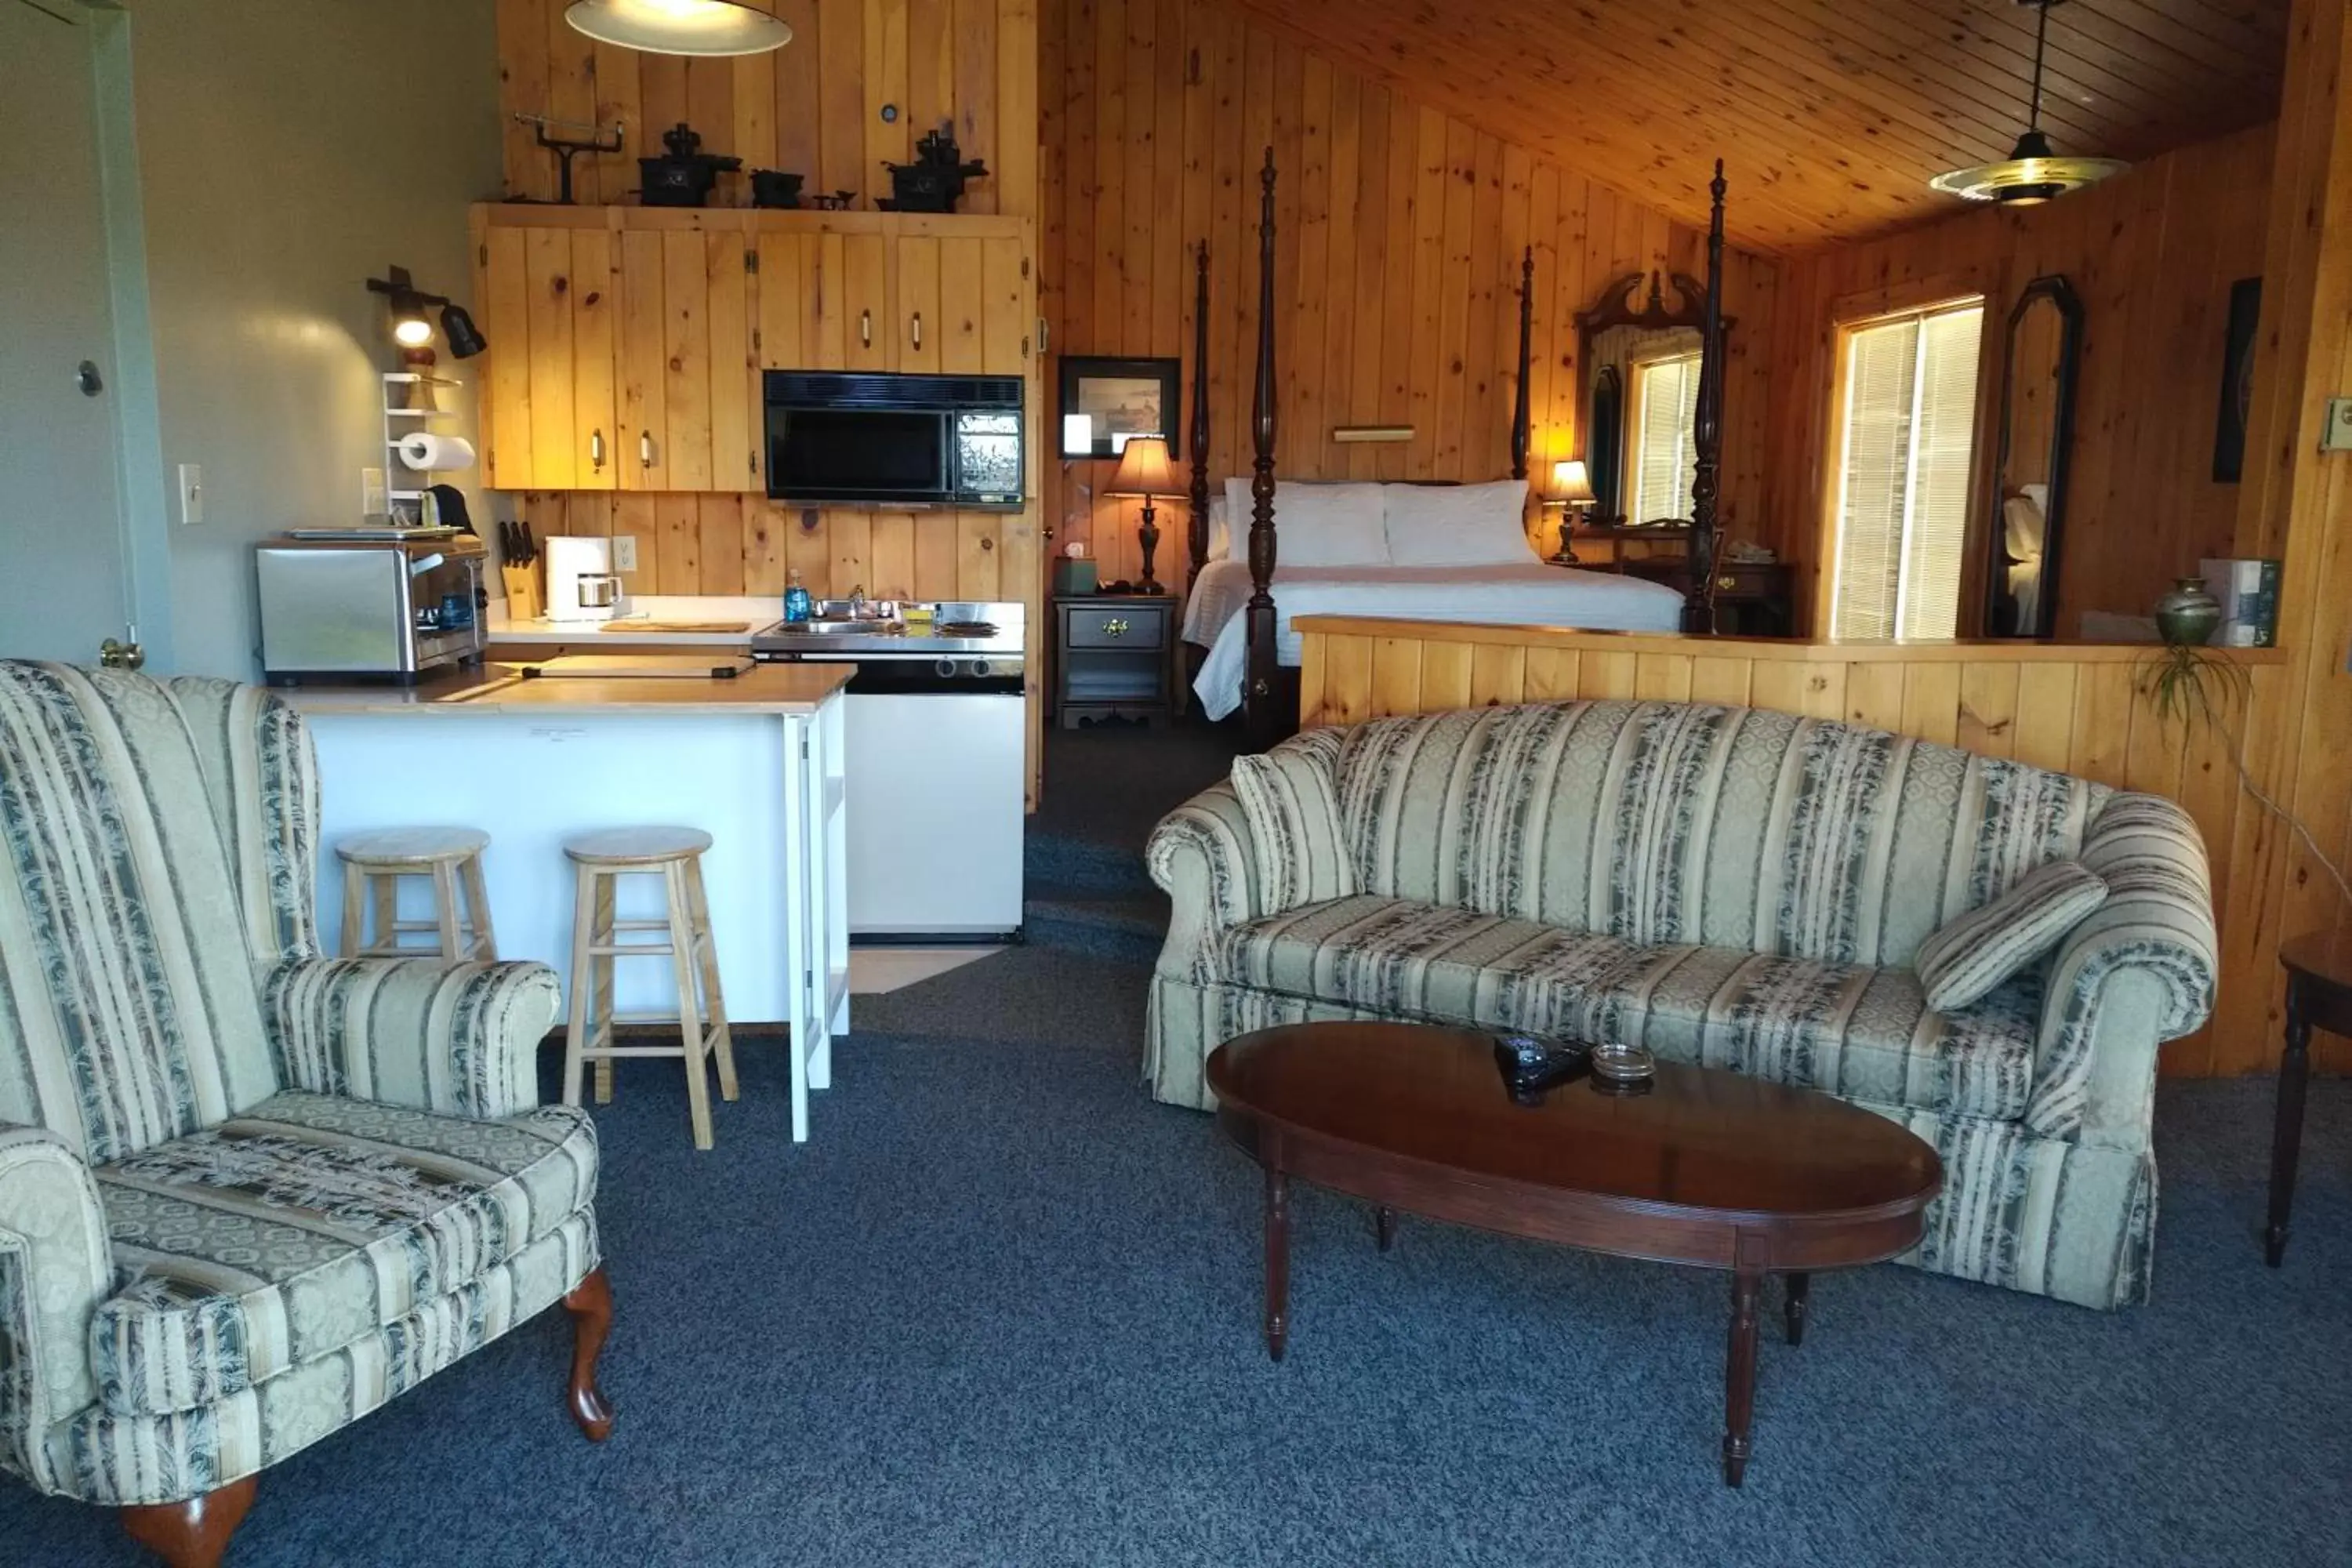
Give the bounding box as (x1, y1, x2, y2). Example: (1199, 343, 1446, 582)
(2154, 577, 2223, 646)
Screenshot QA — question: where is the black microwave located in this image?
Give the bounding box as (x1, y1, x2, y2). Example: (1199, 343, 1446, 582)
(764, 371, 1024, 510)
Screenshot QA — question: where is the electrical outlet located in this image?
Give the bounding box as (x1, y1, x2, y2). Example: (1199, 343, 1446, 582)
(611, 534, 638, 572)
(2325, 397, 2352, 452)
(175, 463, 202, 526)
(360, 466, 388, 517)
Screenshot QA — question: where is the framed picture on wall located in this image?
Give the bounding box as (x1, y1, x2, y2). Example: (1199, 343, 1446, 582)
(1058, 356, 1181, 459)
(2212, 277, 2261, 483)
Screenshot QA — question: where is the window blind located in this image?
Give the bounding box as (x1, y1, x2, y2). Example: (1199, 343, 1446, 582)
(1631, 352, 1702, 524)
(1830, 303, 1984, 640)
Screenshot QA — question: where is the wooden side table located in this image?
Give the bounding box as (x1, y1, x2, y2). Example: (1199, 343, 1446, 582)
(2267, 930, 2352, 1265)
(1621, 557, 1798, 637)
(1056, 593, 1175, 728)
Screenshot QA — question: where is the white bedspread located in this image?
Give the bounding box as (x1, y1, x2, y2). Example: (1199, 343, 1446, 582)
(1182, 561, 1686, 720)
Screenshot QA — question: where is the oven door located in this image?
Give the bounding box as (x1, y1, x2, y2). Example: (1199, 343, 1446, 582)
(766, 404, 951, 504)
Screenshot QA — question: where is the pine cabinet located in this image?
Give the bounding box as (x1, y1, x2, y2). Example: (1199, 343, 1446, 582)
(474, 209, 1036, 494)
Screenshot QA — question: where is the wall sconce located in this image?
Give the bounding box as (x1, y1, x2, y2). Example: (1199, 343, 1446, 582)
(365, 266, 488, 360)
(1331, 425, 1414, 444)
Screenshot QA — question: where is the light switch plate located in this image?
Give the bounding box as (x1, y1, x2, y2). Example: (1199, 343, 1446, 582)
(2325, 397, 2352, 452)
(175, 463, 202, 526)
(611, 534, 638, 572)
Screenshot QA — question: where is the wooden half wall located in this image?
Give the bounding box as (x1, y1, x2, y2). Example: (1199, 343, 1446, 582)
(495, 0, 1039, 216)
(1294, 615, 2300, 1080)
(1036, 0, 1780, 589)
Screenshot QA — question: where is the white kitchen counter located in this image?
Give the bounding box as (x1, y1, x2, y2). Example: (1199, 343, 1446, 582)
(485, 594, 777, 646)
(288, 665, 848, 1141)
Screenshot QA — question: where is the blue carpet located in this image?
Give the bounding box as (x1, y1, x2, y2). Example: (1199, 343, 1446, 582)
(6, 946, 2350, 1566)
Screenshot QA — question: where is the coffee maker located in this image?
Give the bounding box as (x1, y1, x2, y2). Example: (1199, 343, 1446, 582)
(543, 535, 627, 623)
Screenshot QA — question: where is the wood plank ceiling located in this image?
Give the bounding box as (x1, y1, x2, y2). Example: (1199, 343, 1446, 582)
(1216, 0, 2288, 252)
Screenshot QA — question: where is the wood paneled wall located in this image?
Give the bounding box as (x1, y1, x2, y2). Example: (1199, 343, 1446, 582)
(1036, 0, 1780, 590)
(1294, 615, 2298, 1078)
(1762, 123, 2276, 637)
(495, 0, 1039, 216)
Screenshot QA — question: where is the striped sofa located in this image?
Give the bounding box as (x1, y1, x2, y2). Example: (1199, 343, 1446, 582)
(1145, 701, 2217, 1310)
(0, 663, 606, 1562)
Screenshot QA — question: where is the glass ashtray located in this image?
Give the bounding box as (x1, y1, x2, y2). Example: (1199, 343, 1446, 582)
(1588, 1043, 1657, 1084)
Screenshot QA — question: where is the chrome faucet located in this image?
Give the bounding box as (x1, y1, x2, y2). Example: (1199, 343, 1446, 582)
(848, 583, 869, 619)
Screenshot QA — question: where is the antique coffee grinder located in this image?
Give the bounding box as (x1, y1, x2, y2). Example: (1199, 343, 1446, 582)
(879, 127, 988, 214)
(638, 122, 740, 208)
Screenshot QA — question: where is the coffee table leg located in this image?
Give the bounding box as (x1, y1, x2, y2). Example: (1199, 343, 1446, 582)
(1265, 1167, 1290, 1362)
(1723, 1269, 1762, 1487)
(1376, 1206, 1397, 1254)
(2266, 990, 2311, 1268)
(1784, 1273, 1809, 1347)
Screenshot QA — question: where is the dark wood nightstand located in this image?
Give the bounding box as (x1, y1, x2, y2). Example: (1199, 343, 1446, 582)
(1055, 593, 1176, 728)
(1621, 559, 1797, 637)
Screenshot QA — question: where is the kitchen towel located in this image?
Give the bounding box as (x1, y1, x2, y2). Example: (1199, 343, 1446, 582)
(396, 432, 478, 471)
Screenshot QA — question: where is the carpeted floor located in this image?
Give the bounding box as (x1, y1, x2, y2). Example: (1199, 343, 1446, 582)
(6, 944, 2350, 1567)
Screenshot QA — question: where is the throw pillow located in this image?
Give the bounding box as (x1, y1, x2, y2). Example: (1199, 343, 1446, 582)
(1915, 860, 2110, 1011)
(1230, 729, 1356, 911)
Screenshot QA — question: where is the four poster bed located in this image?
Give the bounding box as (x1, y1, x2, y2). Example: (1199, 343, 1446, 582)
(1179, 152, 1735, 742)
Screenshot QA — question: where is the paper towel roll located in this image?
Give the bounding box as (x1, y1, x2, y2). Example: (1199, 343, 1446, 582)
(396, 432, 477, 472)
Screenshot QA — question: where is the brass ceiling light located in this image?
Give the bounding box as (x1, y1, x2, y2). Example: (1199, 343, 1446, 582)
(563, 0, 791, 57)
(1929, 0, 2127, 206)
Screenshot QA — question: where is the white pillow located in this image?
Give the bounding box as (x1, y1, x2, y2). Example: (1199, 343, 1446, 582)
(1382, 478, 1537, 566)
(1207, 492, 1230, 563)
(1223, 476, 1388, 567)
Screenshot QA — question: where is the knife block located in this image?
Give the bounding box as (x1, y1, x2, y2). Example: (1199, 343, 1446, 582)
(499, 561, 543, 622)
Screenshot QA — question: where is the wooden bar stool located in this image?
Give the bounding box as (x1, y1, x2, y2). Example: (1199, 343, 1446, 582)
(336, 828, 497, 960)
(561, 827, 739, 1151)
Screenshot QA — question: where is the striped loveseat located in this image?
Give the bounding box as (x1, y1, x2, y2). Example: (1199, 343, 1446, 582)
(1145, 701, 2217, 1310)
(0, 663, 607, 1562)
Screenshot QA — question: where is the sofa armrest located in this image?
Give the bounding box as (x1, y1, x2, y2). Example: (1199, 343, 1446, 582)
(2024, 793, 2218, 1146)
(1146, 781, 1263, 981)
(261, 956, 564, 1122)
(0, 1123, 111, 1490)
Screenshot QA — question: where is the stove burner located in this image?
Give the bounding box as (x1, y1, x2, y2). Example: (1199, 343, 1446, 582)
(933, 620, 998, 637)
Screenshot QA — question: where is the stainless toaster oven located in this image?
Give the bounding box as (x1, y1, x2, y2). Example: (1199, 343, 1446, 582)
(256, 532, 486, 685)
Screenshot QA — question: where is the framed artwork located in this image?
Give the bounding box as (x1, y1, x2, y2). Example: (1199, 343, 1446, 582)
(1058, 356, 1181, 459)
(2212, 277, 2260, 484)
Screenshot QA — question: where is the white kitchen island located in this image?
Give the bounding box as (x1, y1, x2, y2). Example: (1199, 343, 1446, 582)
(283, 662, 851, 1141)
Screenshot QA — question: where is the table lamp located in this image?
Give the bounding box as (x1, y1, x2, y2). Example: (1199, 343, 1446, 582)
(1544, 459, 1596, 565)
(1105, 435, 1179, 593)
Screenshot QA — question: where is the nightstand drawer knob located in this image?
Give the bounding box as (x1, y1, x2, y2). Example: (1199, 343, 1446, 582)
(1717, 575, 1738, 591)
(1103, 618, 1129, 637)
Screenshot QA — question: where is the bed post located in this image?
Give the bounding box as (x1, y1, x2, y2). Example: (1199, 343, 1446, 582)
(1243, 148, 1281, 748)
(1511, 245, 1534, 483)
(1687, 160, 1727, 635)
(1189, 241, 1211, 589)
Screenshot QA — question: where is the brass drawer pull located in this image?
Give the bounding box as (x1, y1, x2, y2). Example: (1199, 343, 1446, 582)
(1102, 617, 1129, 637)
(1716, 575, 1737, 591)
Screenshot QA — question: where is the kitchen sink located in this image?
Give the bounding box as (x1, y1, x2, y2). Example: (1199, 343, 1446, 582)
(771, 619, 903, 636)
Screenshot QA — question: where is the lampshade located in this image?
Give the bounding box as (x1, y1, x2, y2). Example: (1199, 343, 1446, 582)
(1548, 459, 1595, 504)
(564, 0, 792, 56)
(1105, 436, 1180, 498)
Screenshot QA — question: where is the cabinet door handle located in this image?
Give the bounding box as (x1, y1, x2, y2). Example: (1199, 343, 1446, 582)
(639, 431, 655, 468)
(860, 310, 873, 348)
(590, 429, 606, 470)
(911, 312, 923, 350)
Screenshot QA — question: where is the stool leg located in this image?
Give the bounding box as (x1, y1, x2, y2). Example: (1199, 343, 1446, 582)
(562, 862, 597, 1109)
(666, 862, 714, 1151)
(591, 873, 617, 1105)
(430, 862, 464, 960)
(459, 852, 499, 962)
(686, 858, 738, 1103)
(369, 874, 398, 956)
(339, 866, 365, 958)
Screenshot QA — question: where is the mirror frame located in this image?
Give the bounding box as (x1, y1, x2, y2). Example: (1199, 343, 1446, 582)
(1983, 274, 2084, 639)
(1573, 271, 1734, 526)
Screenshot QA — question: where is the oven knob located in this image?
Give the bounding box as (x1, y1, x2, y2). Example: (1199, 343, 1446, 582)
(935, 658, 958, 679)
(965, 659, 991, 678)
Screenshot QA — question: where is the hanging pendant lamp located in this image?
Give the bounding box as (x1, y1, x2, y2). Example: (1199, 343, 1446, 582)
(564, 0, 791, 57)
(1930, 0, 2125, 205)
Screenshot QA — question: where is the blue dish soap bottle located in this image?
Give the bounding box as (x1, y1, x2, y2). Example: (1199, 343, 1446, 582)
(782, 566, 814, 624)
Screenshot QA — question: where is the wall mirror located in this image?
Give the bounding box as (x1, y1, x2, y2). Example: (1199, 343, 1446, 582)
(1574, 272, 1732, 527)
(1984, 276, 2083, 637)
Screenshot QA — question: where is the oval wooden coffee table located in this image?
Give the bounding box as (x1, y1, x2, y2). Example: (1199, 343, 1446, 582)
(1207, 1021, 1944, 1486)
